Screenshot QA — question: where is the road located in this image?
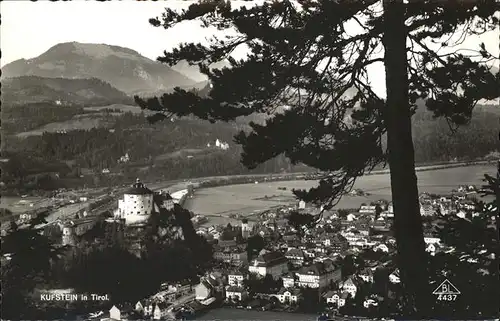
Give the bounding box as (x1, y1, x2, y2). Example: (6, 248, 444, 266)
(2, 181, 185, 230)
(170, 293, 196, 309)
(5, 160, 491, 231)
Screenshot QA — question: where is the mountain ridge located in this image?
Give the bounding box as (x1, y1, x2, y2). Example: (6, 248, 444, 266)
(1, 42, 198, 96)
(1, 75, 134, 106)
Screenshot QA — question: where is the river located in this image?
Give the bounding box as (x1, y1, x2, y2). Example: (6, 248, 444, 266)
(183, 163, 497, 226)
(194, 308, 318, 320)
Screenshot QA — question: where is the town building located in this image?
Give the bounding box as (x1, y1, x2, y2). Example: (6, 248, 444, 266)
(282, 273, 296, 288)
(160, 192, 174, 211)
(346, 213, 357, 221)
(331, 234, 349, 253)
(426, 243, 443, 256)
(373, 243, 389, 253)
(359, 205, 377, 214)
(228, 272, 246, 286)
(358, 268, 374, 283)
(324, 291, 348, 307)
(285, 248, 306, 266)
(135, 299, 154, 317)
(423, 232, 441, 245)
(363, 297, 380, 308)
(389, 269, 401, 284)
(296, 259, 341, 289)
(276, 288, 302, 304)
(213, 247, 248, 266)
(420, 203, 436, 216)
(61, 218, 97, 246)
(248, 251, 288, 279)
(241, 218, 252, 239)
(195, 279, 214, 301)
(225, 286, 248, 302)
(109, 305, 121, 320)
(153, 302, 170, 320)
(340, 277, 359, 298)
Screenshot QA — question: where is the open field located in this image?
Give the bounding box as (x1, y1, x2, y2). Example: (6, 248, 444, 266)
(13, 104, 142, 138)
(0, 196, 45, 214)
(184, 164, 497, 226)
(154, 148, 207, 161)
(16, 116, 113, 137)
(83, 104, 151, 114)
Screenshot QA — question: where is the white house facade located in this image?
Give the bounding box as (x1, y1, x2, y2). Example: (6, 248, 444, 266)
(228, 273, 245, 286)
(248, 252, 288, 279)
(340, 278, 358, 298)
(276, 288, 301, 304)
(296, 260, 341, 289)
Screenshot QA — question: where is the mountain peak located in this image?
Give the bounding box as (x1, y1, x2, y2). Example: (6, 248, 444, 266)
(40, 41, 148, 62)
(2, 42, 197, 95)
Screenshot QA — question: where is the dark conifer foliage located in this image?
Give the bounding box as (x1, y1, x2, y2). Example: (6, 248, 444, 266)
(428, 167, 499, 318)
(136, 0, 499, 315)
(1, 211, 66, 319)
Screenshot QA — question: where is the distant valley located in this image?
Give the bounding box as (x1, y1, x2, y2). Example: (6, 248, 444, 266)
(1, 41, 498, 195)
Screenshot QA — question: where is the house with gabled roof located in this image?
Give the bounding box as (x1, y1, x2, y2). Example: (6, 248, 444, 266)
(225, 286, 248, 302)
(282, 272, 296, 288)
(420, 203, 436, 216)
(107, 303, 139, 320)
(373, 243, 389, 253)
(389, 269, 400, 284)
(285, 248, 306, 266)
(363, 297, 379, 308)
(276, 287, 302, 304)
(248, 251, 288, 279)
(153, 302, 170, 320)
(340, 277, 359, 298)
(331, 234, 349, 253)
(346, 213, 357, 221)
(324, 290, 348, 307)
(135, 298, 155, 317)
(423, 231, 441, 245)
(426, 242, 443, 256)
(195, 279, 214, 301)
(109, 305, 121, 320)
(358, 267, 374, 283)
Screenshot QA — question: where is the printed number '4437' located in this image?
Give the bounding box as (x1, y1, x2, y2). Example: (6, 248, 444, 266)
(437, 294, 457, 301)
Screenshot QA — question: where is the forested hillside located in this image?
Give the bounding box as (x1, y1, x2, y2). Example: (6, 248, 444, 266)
(1, 76, 134, 106)
(1, 96, 498, 194)
(412, 105, 499, 163)
(2, 41, 496, 195)
(1, 111, 299, 193)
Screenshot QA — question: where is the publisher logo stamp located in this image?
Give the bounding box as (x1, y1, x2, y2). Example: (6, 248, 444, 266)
(433, 279, 460, 301)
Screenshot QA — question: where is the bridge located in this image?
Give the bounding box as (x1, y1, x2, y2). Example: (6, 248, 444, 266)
(169, 188, 192, 207)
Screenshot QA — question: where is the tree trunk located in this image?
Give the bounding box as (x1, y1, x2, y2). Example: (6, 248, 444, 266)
(382, 0, 430, 316)
(496, 160, 499, 257)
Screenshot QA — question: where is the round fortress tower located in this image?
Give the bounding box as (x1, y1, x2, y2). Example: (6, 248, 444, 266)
(116, 178, 154, 225)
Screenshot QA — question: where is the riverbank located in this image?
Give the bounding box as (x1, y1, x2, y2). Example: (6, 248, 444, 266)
(183, 163, 496, 224)
(188, 160, 496, 191)
(366, 159, 495, 176)
(2, 160, 494, 227)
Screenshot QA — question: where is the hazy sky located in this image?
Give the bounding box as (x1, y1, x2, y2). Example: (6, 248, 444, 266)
(1, 0, 498, 98)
